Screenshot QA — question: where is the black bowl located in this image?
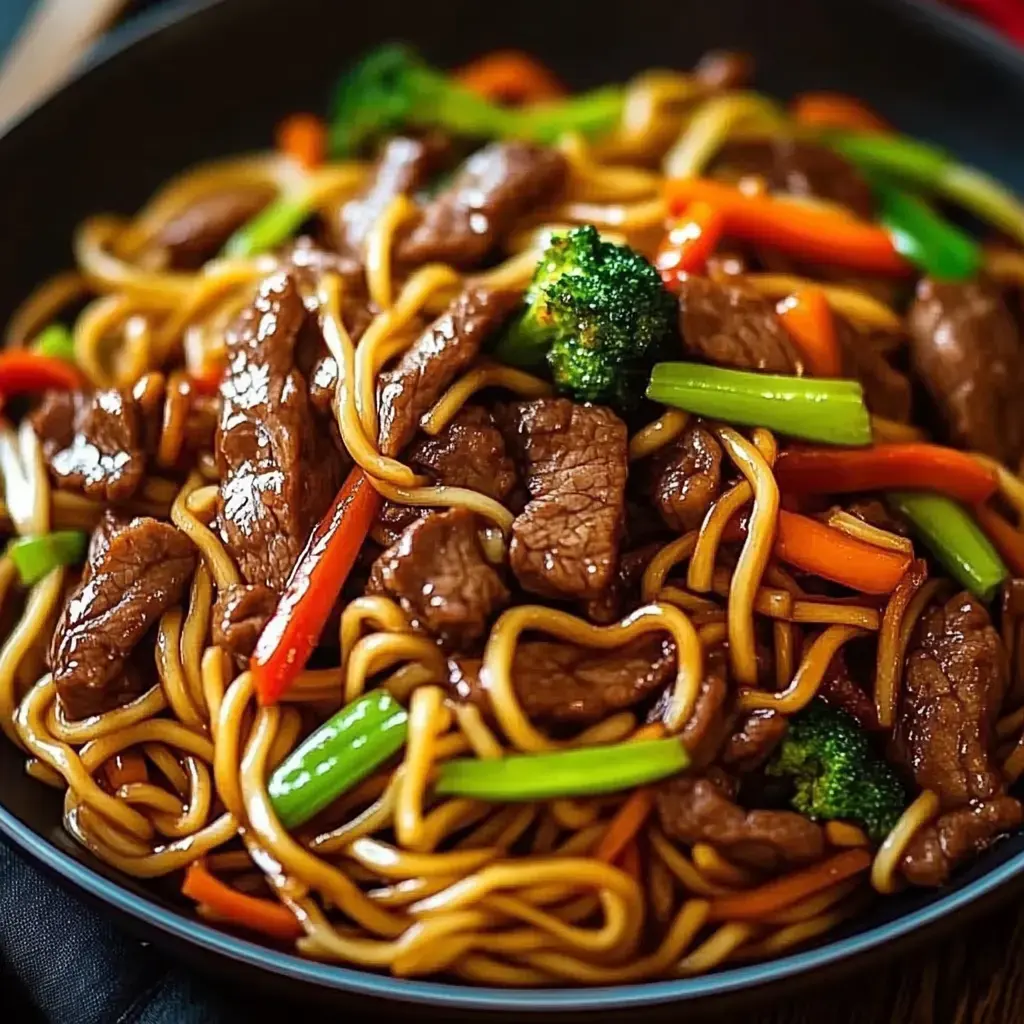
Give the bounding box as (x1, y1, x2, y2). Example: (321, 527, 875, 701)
(3, 0, 1024, 1015)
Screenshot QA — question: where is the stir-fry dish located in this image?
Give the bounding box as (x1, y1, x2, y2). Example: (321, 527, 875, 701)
(5, 44, 1024, 984)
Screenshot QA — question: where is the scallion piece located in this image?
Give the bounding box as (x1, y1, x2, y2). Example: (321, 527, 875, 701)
(268, 690, 408, 829)
(7, 531, 88, 586)
(888, 491, 1007, 602)
(223, 193, 313, 259)
(435, 738, 689, 801)
(31, 324, 76, 363)
(647, 363, 872, 447)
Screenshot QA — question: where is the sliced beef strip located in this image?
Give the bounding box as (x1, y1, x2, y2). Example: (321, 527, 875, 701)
(397, 141, 568, 269)
(216, 271, 344, 592)
(145, 186, 274, 270)
(901, 796, 1024, 887)
(584, 542, 662, 625)
(498, 399, 628, 600)
(331, 134, 450, 258)
(367, 508, 509, 649)
(377, 287, 518, 457)
(50, 512, 196, 720)
(818, 651, 880, 731)
(648, 645, 729, 762)
(279, 236, 365, 302)
(907, 277, 1024, 464)
(657, 775, 825, 872)
(721, 709, 789, 772)
(835, 318, 912, 423)
(211, 583, 278, 663)
(448, 634, 676, 725)
(648, 424, 723, 533)
(677, 276, 804, 375)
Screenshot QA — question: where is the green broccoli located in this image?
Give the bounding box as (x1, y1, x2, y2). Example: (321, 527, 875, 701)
(765, 698, 906, 842)
(329, 44, 624, 157)
(493, 226, 677, 410)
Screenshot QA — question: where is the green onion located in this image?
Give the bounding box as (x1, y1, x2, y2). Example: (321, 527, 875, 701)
(8, 531, 88, 586)
(31, 324, 76, 363)
(223, 194, 313, 259)
(435, 738, 689, 801)
(872, 177, 980, 281)
(647, 363, 872, 447)
(268, 690, 408, 830)
(888, 491, 1007, 602)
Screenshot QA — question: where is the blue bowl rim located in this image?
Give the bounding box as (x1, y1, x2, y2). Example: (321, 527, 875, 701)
(4, 0, 1024, 1011)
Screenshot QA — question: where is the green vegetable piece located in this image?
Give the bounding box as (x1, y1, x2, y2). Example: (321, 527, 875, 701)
(647, 362, 873, 447)
(493, 226, 676, 410)
(8, 531, 88, 586)
(888, 491, 1007, 602)
(223, 194, 313, 258)
(328, 44, 623, 157)
(31, 324, 76, 363)
(766, 698, 906, 842)
(268, 690, 409, 830)
(435, 737, 689, 801)
(872, 177, 980, 281)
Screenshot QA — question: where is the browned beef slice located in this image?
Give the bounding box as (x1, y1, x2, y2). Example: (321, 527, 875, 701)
(367, 508, 508, 649)
(449, 634, 676, 724)
(146, 187, 274, 270)
(722, 710, 789, 772)
(51, 513, 196, 720)
(279, 236, 365, 303)
(332, 135, 449, 257)
(712, 138, 874, 220)
(656, 775, 825, 872)
(649, 424, 723, 532)
(901, 796, 1024, 887)
(645, 646, 728, 760)
(584, 542, 662, 625)
(499, 399, 628, 599)
(31, 388, 147, 503)
(397, 141, 567, 268)
(377, 287, 517, 458)
(212, 583, 278, 662)
(847, 498, 910, 537)
(835, 318, 911, 422)
(907, 278, 1024, 464)
(818, 651, 879, 731)
(216, 271, 344, 591)
(694, 51, 754, 91)
(677, 276, 804, 375)
(891, 592, 1008, 806)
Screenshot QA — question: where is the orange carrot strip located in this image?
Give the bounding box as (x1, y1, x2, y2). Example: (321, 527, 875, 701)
(792, 92, 891, 133)
(777, 286, 842, 378)
(774, 510, 912, 594)
(595, 789, 656, 864)
(456, 50, 565, 104)
(182, 862, 303, 941)
(275, 113, 326, 171)
(103, 751, 148, 790)
(707, 849, 871, 921)
(619, 840, 642, 881)
(975, 504, 1024, 577)
(656, 202, 726, 287)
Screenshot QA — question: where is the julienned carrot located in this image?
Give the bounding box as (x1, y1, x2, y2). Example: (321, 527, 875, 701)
(619, 841, 642, 881)
(456, 50, 566, 104)
(707, 849, 871, 921)
(656, 202, 726, 286)
(276, 113, 326, 170)
(792, 92, 891, 133)
(103, 751, 148, 790)
(775, 445, 999, 506)
(777, 286, 842, 377)
(596, 788, 656, 864)
(182, 862, 303, 941)
(975, 504, 1024, 577)
(663, 179, 910, 276)
(775, 510, 912, 595)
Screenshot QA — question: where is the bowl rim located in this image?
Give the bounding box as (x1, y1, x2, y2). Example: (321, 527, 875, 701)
(4, 0, 1024, 1011)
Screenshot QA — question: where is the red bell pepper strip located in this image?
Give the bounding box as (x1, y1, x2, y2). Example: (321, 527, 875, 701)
(655, 201, 725, 287)
(251, 467, 382, 705)
(663, 179, 911, 275)
(776, 286, 842, 377)
(0, 350, 83, 398)
(774, 444, 998, 506)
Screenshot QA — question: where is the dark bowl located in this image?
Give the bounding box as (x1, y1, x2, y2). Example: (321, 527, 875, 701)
(3, 0, 1024, 1016)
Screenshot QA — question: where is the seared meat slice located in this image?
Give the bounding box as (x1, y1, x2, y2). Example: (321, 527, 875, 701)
(211, 583, 278, 663)
(649, 424, 723, 533)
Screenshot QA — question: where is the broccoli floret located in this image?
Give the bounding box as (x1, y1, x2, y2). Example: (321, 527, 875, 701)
(493, 226, 677, 410)
(765, 698, 906, 842)
(329, 45, 624, 157)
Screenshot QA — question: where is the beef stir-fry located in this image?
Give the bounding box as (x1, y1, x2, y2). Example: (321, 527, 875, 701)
(6, 43, 1024, 986)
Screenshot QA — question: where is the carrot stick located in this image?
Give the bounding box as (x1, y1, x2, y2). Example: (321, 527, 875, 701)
(182, 862, 303, 941)
(656, 201, 726, 287)
(975, 504, 1024, 577)
(775, 509, 912, 594)
(456, 50, 565, 104)
(777, 286, 842, 378)
(775, 445, 999, 506)
(792, 92, 892, 133)
(103, 751, 148, 790)
(707, 849, 871, 921)
(619, 840, 642, 881)
(275, 113, 326, 170)
(595, 788, 656, 864)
